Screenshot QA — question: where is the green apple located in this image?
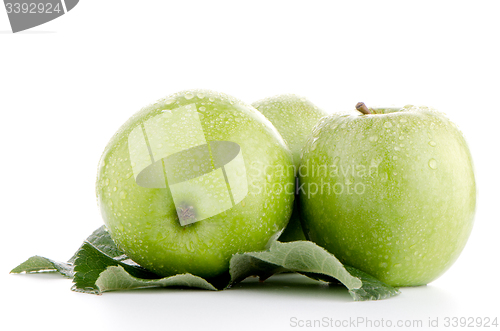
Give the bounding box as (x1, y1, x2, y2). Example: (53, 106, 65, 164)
(96, 90, 295, 279)
(252, 95, 327, 241)
(299, 103, 476, 286)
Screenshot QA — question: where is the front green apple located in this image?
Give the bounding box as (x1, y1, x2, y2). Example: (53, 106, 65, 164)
(96, 90, 294, 279)
(299, 104, 476, 286)
(252, 95, 327, 241)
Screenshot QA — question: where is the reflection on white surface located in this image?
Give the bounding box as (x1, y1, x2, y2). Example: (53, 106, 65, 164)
(8, 273, 482, 331)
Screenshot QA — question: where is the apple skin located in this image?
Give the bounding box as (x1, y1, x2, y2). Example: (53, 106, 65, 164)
(252, 95, 328, 172)
(299, 106, 476, 286)
(96, 90, 294, 279)
(252, 95, 327, 241)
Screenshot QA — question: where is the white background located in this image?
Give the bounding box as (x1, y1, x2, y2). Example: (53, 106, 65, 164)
(1, 1, 499, 330)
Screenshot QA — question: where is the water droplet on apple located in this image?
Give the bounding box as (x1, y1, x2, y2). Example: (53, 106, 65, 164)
(393, 155, 398, 160)
(428, 159, 437, 170)
(113, 187, 117, 192)
(120, 191, 127, 199)
(429, 141, 437, 147)
(384, 122, 393, 128)
(379, 262, 388, 268)
(184, 92, 194, 100)
(186, 241, 195, 252)
(197, 92, 205, 99)
(311, 139, 318, 150)
(380, 172, 388, 182)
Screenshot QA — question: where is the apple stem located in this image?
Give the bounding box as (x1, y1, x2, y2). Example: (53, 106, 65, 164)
(356, 102, 372, 115)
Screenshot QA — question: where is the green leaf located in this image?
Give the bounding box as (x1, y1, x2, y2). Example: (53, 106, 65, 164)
(68, 225, 125, 263)
(230, 241, 362, 288)
(72, 241, 160, 294)
(10, 256, 74, 278)
(12, 226, 399, 300)
(11, 225, 124, 278)
(95, 266, 217, 292)
(229, 241, 399, 301)
(344, 266, 400, 301)
(71, 241, 218, 294)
